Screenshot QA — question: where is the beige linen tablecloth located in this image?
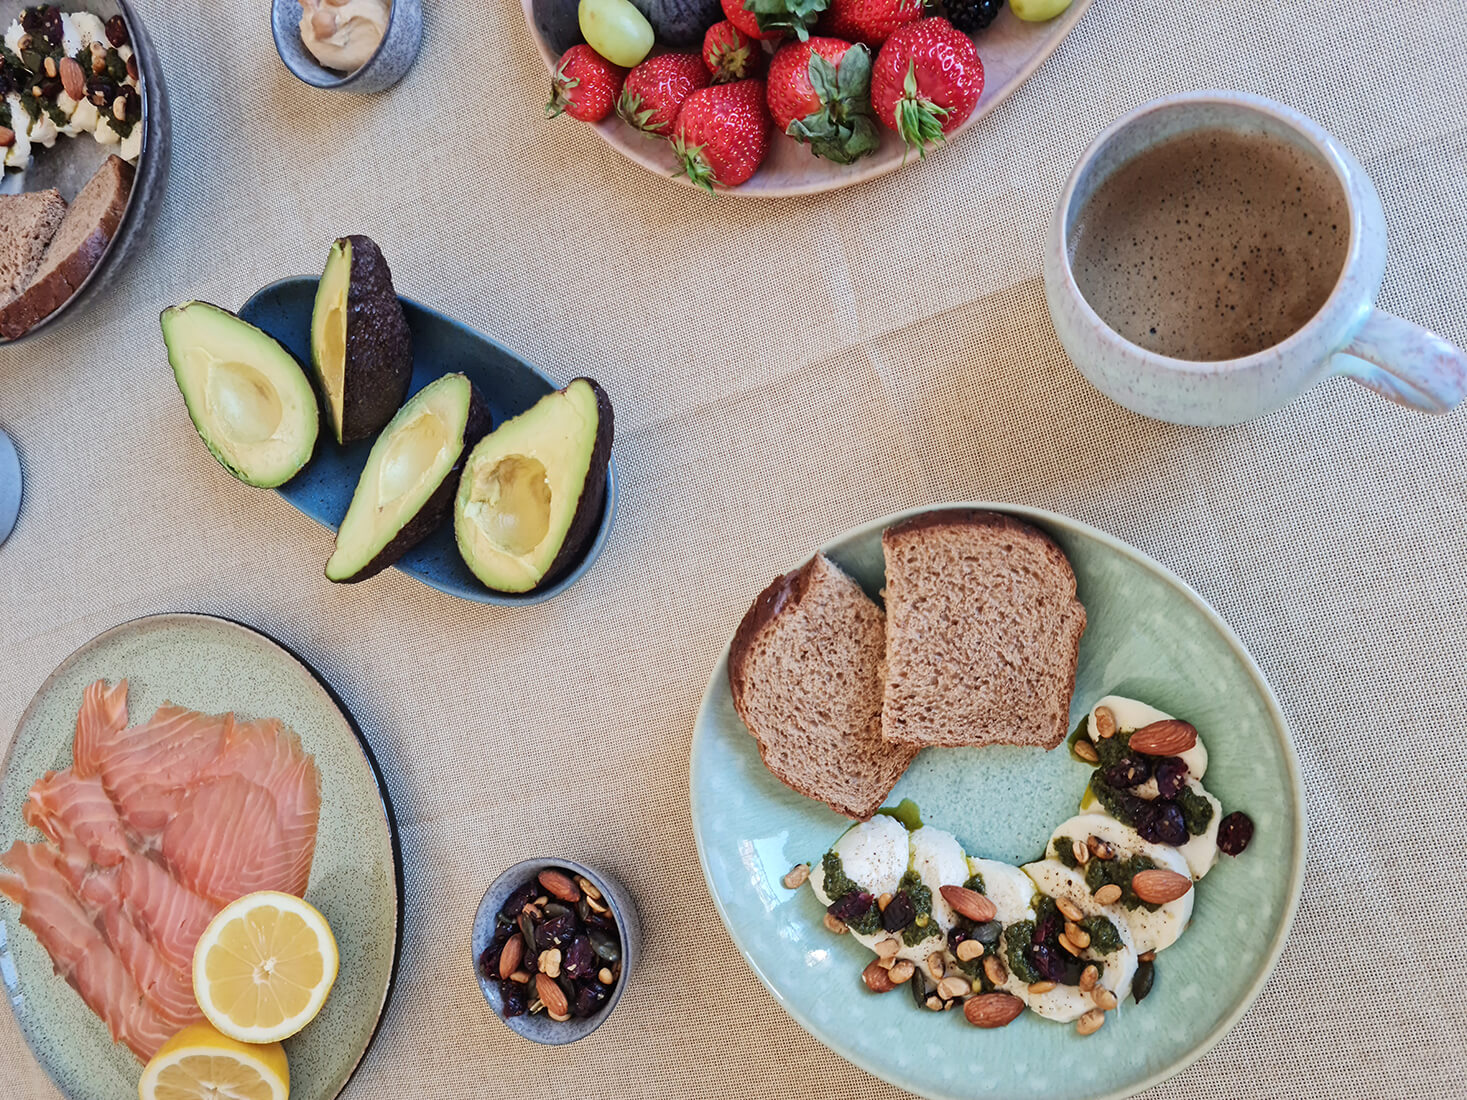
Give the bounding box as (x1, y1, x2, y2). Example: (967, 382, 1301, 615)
(3, 0, 1466, 1096)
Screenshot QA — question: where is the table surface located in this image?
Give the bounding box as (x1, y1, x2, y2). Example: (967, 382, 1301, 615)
(2, 1, 1465, 1098)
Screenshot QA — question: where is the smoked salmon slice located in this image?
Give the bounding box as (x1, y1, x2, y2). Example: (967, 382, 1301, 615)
(0, 841, 175, 1062)
(0, 679, 321, 1063)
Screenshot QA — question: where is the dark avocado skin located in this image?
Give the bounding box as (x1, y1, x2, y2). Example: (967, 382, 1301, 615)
(535, 377, 615, 591)
(335, 382, 492, 583)
(628, 0, 721, 45)
(338, 235, 414, 445)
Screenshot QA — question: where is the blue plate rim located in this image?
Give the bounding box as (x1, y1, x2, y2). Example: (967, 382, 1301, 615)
(0, 611, 403, 1100)
(237, 276, 619, 608)
(688, 501, 1307, 1100)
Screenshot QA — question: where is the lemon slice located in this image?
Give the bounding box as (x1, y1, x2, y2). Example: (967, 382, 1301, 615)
(139, 1022, 288, 1100)
(192, 891, 339, 1044)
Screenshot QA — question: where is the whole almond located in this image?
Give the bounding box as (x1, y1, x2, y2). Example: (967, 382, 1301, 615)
(537, 869, 581, 903)
(497, 932, 524, 980)
(964, 992, 1024, 1028)
(1128, 719, 1198, 756)
(59, 56, 85, 101)
(535, 972, 569, 1017)
(862, 959, 896, 992)
(939, 885, 996, 923)
(1132, 868, 1193, 904)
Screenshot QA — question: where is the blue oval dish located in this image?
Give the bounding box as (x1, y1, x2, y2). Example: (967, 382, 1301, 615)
(238, 277, 618, 606)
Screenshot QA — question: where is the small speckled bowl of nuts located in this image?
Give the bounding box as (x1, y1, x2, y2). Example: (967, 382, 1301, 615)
(472, 858, 640, 1045)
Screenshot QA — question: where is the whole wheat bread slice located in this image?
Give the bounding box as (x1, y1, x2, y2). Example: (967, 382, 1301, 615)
(0, 156, 133, 340)
(0, 189, 67, 308)
(729, 554, 917, 819)
(881, 510, 1086, 751)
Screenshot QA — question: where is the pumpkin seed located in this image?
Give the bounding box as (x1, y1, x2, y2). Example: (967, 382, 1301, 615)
(588, 928, 621, 963)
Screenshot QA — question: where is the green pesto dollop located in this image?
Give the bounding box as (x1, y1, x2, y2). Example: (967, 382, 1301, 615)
(874, 798, 923, 832)
(1004, 920, 1040, 984)
(1081, 914, 1124, 954)
(1053, 835, 1080, 869)
(1092, 728, 1134, 770)
(963, 870, 985, 894)
(1177, 785, 1214, 836)
(1084, 854, 1161, 911)
(897, 870, 940, 946)
(1087, 774, 1140, 827)
(819, 851, 881, 934)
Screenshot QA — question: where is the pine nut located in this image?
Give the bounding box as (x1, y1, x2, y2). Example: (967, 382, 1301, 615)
(598, 967, 614, 985)
(927, 954, 945, 980)
(1056, 898, 1084, 922)
(1077, 1008, 1105, 1035)
(782, 863, 810, 889)
(1088, 835, 1115, 860)
(925, 995, 943, 1011)
(1094, 706, 1117, 739)
(888, 960, 916, 984)
(1074, 739, 1099, 763)
(1094, 884, 1123, 905)
(1065, 922, 1091, 950)
(877, 892, 892, 911)
(876, 937, 901, 960)
(1073, 839, 1090, 865)
(1092, 987, 1118, 1011)
(955, 939, 984, 962)
(1057, 932, 1080, 956)
(938, 976, 970, 1001)
(1028, 980, 1056, 994)
(824, 913, 848, 934)
(1079, 964, 1099, 992)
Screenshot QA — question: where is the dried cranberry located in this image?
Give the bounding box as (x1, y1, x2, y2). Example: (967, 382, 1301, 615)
(1138, 801, 1188, 846)
(881, 891, 916, 932)
(827, 891, 875, 924)
(105, 14, 129, 48)
(1026, 942, 1064, 982)
(1032, 908, 1060, 947)
(562, 935, 595, 979)
(572, 979, 611, 1018)
(1102, 754, 1151, 789)
(1217, 811, 1255, 856)
(500, 978, 528, 1017)
(534, 912, 577, 950)
(1154, 759, 1189, 799)
(499, 882, 537, 920)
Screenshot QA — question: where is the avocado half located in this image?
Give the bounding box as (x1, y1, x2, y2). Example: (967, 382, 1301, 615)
(325, 373, 490, 583)
(453, 378, 613, 593)
(309, 235, 414, 445)
(161, 301, 320, 489)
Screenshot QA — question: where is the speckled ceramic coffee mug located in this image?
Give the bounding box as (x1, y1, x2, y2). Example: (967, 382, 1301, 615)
(1044, 91, 1467, 425)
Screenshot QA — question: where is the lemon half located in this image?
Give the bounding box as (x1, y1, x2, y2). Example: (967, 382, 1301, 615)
(192, 891, 339, 1044)
(139, 1022, 288, 1100)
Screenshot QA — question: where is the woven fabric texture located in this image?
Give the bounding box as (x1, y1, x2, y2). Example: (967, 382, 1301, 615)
(2, 0, 1466, 1096)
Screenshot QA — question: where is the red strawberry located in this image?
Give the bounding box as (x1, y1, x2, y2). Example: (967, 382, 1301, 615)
(719, 0, 783, 40)
(672, 79, 772, 191)
(818, 0, 921, 47)
(870, 17, 983, 156)
(546, 45, 627, 123)
(617, 53, 711, 136)
(704, 20, 764, 82)
(766, 37, 879, 164)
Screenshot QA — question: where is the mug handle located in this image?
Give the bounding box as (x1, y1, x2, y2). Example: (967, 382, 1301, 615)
(1330, 308, 1467, 413)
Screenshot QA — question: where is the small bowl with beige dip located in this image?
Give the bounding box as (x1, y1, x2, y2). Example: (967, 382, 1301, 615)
(270, 0, 422, 93)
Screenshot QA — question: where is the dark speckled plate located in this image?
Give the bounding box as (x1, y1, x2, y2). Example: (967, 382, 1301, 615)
(238, 277, 618, 606)
(0, 614, 402, 1100)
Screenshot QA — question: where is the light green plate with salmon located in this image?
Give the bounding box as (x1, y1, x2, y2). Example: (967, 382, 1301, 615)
(690, 503, 1305, 1100)
(0, 614, 402, 1100)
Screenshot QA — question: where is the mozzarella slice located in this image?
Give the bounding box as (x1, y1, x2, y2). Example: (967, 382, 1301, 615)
(1019, 861, 1138, 1021)
(1088, 694, 1208, 778)
(910, 826, 970, 930)
(3, 93, 32, 168)
(968, 857, 1037, 926)
(1046, 813, 1193, 954)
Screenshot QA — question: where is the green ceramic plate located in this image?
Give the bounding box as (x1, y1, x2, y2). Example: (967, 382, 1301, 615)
(690, 504, 1305, 1100)
(0, 614, 402, 1100)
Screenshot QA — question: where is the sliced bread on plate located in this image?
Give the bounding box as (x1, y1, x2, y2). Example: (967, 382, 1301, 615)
(0, 156, 133, 339)
(881, 510, 1085, 751)
(729, 553, 916, 820)
(0, 188, 67, 308)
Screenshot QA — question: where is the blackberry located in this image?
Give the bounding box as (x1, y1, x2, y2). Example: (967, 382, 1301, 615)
(940, 0, 1004, 34)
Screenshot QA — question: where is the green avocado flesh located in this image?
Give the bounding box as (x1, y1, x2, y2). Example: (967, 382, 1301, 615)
(326, 373, 488, 583)
(161, 301, 319, 489)
(454, 377, 612, 593)
(309, 235, 414, 445)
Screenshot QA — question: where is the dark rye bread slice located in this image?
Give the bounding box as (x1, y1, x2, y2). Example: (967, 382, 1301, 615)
(881, 510, 1086, 751)
(729, 553, 917, 820)
(0, 156, 133, 340)
(0, 189, 67, 307)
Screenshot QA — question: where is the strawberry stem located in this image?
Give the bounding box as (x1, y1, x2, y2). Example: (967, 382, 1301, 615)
(893, 59, 947, 160)
(671, 134, 719, 195)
